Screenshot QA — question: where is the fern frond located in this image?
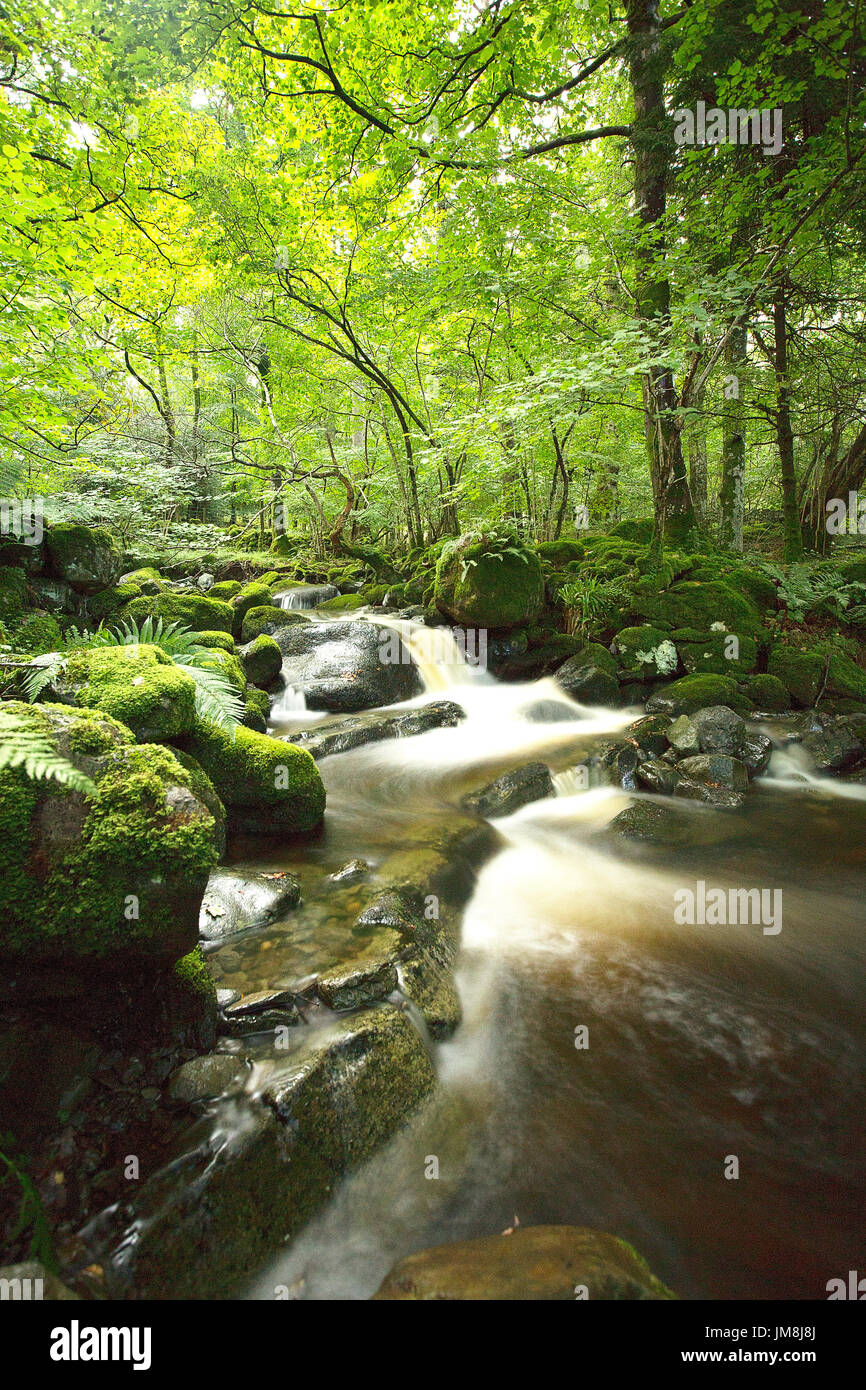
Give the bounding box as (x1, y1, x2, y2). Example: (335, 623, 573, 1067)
(0, 710, 97, 796)
(176, 663, 245, 731)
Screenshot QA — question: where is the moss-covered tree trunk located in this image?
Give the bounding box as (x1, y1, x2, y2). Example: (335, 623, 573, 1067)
(718, 319, 747, 551)
(626, 0, 695, 547)
(773, 278, 804, 560)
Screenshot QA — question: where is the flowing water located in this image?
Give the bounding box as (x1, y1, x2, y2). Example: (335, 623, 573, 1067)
(218, 616, 865, 1301)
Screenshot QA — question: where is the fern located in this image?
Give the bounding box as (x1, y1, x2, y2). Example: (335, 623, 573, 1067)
(0, 708, 97, 796)
(27, 617, 245, 732)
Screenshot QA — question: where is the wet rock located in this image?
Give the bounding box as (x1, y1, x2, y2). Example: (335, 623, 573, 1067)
(45, 523, 122, 594)
(672, 777, 744, 808)
(328, 859, 369, 884)
(274, 620, 422, 712)
(238, 634, 282, 688)
(600, 740, 641, 790)
(293, 700, 463, 760)
(199, 869, 301, 942)
(603, 798, 739, 845)
(636, 759, 682, 795)
(801, 717, 866, 773)
(555, 660, 619, 705)
(689, 705, 746, 756)
(166, 1054, 247, 1104)
(461, 762, 554, 818)
(317, 958, 398, 1011)
(373, 1225, 675, 1301)
(666, 713, 701, 756)
(677, 753, 749, 792)
(625, 714, 670, 757)
(742, 731, 773, 775)
(397, 956, 462, 1039)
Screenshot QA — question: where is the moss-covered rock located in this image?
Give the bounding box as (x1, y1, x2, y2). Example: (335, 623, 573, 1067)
(537, 539, 586, 566)
(0, 703, 220, 965)
(316, 592, 367, 612)
(45, 524, 122, 594)
(0, 565, 27, 626)
(742, 673, 790, 712)
(610, 517, 656, 544)
(11, 613, 62, 655)
(678, 630, 758, 675)
(46, 644, 197, 742)
(117, 592, 234, 634)
(178, 719, 325, 835)
(118, 567, 164, 594)
(612, 625, 679, 678)
(232, 582, 274, 636)
(242, 686, 270, 733)
(568, 640, 618, 675)
(240, 604, 309, 643)
(203, 647, 247, 699)
(374, 1225, 675, 1301)
(768, 643, 866, 707)
(239, 634, 282, 688)
(631, 580, 766, 640)
(194, 630, 235, 652)
(645, 672, 748, 716)
(86, 582, 143, 619)
(435, 533, 544, 629)
(208, 579, 243, 601)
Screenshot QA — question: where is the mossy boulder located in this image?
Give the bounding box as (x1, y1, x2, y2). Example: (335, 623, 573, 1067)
(678, 630, 758, 675)
(208, 580, 242, 601)
(117, 592, 234, 634)
(537, 539, 586, 566)
(242, 687, 270, 733)
(118, 567, 164, 594)
(45, 524, 122, 594)
(316, 592, 367, 612)
(741, 673, 790, 712)
(45, 644, 197, 742)
(232, 582, 274, 635)
(768, 643, 866, 708)
(645, 672, 748, 716)
(86, 582, 143, 619)
(610, 518, 656, 544)
(240, 605, 309, 644)
(435, 533, 544, 629)
(194, 630, 235, 652)
(612, 625, 679, 678)
(0, 565, 27, 626)
(0, 702, 221, 966)
(178, 719, 325, 836)
(631, 580, 766, 640)
(568, 640, 618, 675)
(239, 634, 282, 688)
(10, 613, 62, 655)
(374, 1225, 674, 1301)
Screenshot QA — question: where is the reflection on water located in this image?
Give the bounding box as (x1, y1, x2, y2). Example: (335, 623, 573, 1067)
(234, 617, 866, 1300)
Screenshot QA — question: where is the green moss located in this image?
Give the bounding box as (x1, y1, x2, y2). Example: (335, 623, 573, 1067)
(435, 534, 544, 629)
(239, 634, 282, 688)
(242, 687, 270, 732)
(0, 704, 218, 961)
(204, 647, 247, 698)
(612, 625, 679, 677)
(232, 582, 274, 635)
(172, 749, 226, 857)
(572, 640, 618, 675)
(240, 605, 308, 643)
(770, 642, 866, 707)
(45, 524, 122, 593)
(12, 613, 62, 655)
(194, 630, 235, 652)
(174, 943, 216, 999)
(120, 567, 164, 591)
(632, 579, 765, 640)
(742, 673, 790, 712)
(57, 644, 197, 742)
(316, 592, 366, 612)
(118, 592, 234, 634)
(179, 719, 325, 834)
(537, 540, 587, 566)
(678, 631, 758, 675)
(207, 580, 242, 600)
(645, 672, 746, 716)
(87, 582, 142, 619)
(0, 566, 27, 626)
(610, 518, 655, 544)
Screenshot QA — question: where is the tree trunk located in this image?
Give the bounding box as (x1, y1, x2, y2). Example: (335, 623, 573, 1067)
(773, 278, 804, 560)
(626, 0, 695, 546)
(718, 319, 747, 551)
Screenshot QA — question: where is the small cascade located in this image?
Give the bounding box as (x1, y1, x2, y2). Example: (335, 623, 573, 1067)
(269, 683, 307, 718)
(373, 615, 493, 692)
(275, 584, 338, 610)
(765, 743, 866, 800)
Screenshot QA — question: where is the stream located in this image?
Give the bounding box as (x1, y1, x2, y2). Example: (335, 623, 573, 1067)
(213, 608, 865, 1301)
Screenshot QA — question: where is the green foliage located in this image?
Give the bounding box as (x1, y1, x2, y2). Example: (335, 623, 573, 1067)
(757, 561, 866, 625)
(0, 706, 97, 796)
(555, 573, 632, 638)
(0, 1137, 55, 1270)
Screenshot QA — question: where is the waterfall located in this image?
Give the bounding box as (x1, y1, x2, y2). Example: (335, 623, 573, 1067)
(372, 615, 493, 692)
(275, 585, 339, 610)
